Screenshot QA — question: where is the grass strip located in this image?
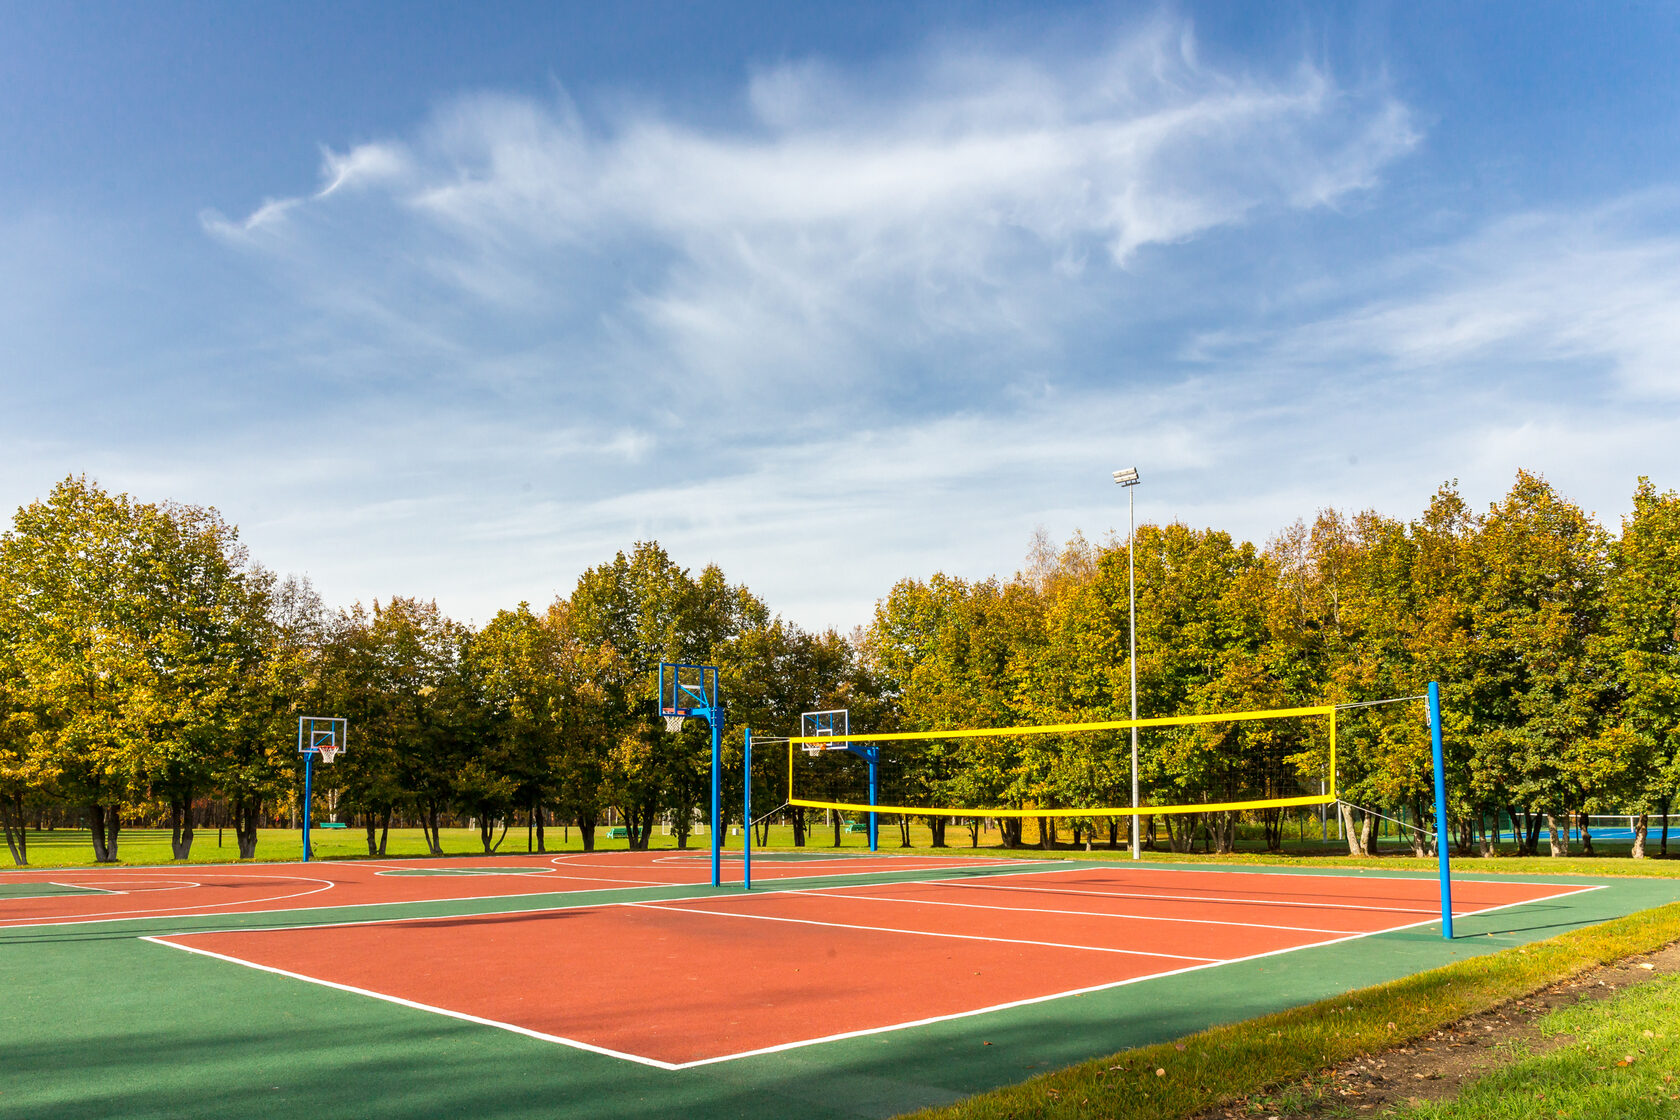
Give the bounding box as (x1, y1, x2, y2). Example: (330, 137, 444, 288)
(898, 902, 1680, 1120)
(12, 828, 1679, 880)
(1389, 969, 1680, 1120)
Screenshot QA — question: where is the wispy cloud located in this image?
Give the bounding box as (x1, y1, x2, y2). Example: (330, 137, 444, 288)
(199, 19, 1416, 430)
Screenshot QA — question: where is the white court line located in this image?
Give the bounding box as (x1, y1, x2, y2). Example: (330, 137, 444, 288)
(0, 873, 336, 928)
(141, 936, 690, 1071)
(0, 869, 704, 930)
(627, 900, 1220, 963)
(778, 888, 1352, 934)
(146, 883, 1609, 1070)
(1015, 860, 1614, 890)
(914, 877, 1458, 916)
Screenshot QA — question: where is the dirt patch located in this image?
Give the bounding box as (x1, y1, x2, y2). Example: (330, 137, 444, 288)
(1201, 940, 1680, 1117)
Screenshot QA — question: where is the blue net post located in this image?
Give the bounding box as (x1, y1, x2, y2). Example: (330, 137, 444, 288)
(743, 728, 752, 890)
(302, 749, 314, 864)
(1429, 681, 1454, 940)
(868, 748, 879, 852)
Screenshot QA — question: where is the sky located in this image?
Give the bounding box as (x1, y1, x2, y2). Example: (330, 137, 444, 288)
(4, 1, 1679, 631)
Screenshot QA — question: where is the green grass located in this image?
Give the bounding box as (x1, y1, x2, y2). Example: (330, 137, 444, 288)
(896, 903, 1680, 1120)
(8, 821, 1680, 878)
(1391, 973, 1680, 1119)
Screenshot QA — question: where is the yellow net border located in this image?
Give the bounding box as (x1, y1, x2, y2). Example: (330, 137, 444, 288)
(787, 703, 1337, 819)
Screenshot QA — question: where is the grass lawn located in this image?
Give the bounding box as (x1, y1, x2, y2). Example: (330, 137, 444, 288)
(1390, 970, 1680, 1119)
(897, 904, 1680, 1120)
(7, 819, 1680, 877)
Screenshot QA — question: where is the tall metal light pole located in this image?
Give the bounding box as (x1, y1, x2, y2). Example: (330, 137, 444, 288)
(1112, 467, 1141, 860)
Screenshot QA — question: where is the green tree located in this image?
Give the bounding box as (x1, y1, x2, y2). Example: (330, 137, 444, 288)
(1602, 478, 1680, 856)
(1, 478, 151, 861)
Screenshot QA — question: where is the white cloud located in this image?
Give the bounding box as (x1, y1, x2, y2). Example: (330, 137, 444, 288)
(195, 19, 1417, 429)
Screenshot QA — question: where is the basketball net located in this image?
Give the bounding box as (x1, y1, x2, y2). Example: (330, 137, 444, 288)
(317, 745, 341, 765)
(664, 714, 687, 734)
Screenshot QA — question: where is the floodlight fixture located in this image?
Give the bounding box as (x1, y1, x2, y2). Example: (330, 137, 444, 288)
(1112, 467, 1140, 486)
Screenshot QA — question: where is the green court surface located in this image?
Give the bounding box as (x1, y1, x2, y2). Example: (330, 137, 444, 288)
(3, 858, 1678, 1120)
(0, 882, 110, 901)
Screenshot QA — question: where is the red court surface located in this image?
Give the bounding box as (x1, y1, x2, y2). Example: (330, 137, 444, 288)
(144, 863, 1592, 1068)
(0, 852, 1030, 927)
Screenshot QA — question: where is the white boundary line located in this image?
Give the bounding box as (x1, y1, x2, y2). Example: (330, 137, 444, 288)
(775, 888, 1354, 934)
(626, 900, 1221, 962)
(143, 883, 1609, 1070)
(141, 936, 691, 1071)
(1030, 860, 1611, 890)
(914, 877, 1451, 916)
(0, 873, 336, 928)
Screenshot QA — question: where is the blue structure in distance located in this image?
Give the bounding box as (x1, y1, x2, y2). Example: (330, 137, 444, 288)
(802, 709, 876, 852)
(296, 716, 347, 863)
(659, 663, 725, 886)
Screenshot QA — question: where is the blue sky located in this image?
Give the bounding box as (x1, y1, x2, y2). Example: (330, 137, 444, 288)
(4, 2, 1678, 630)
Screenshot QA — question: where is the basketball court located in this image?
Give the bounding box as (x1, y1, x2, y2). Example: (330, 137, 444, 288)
(5, 849, 1676, 1118)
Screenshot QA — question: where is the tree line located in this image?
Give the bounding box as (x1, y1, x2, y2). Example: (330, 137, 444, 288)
(1, 470, 1676, 866)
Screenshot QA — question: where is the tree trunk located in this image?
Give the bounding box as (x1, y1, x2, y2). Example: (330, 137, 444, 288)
(1000, 817, 1022, 849)
(1210, 812, 1236, 855)
(928, 817, 947, 848)
(378, 806, 391, 856)
(480, 814, 507, 853)
(896, 815, 911, 847)
(424, 800, 444, 855)
(364, 810, 380, 857)
(1339, 803, 1372, 857)
(534, 803, 546, 853)
(577, 811, 597, 852)
(1261, 808, 1283, 852)
(1, 793, 27, 865)
(1632, 814, 1648, 859)
(791, 808, 806, 847)
(1545, 813, 1569, 857)
(832, 813, 842, 847)
(968, 818, 982, 847)
(1578, 810, 1594, 856)
(169, 796, 195, 861)
(1038, 816, 1055, 850)
(89, 803, 110, 863)
(233, 797, 261, 859)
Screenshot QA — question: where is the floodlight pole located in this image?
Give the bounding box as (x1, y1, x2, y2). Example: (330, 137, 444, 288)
(1114, 467, 1142, 861)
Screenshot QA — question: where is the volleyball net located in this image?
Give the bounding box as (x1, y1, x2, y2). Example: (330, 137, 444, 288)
(786, 703, 1336, 821)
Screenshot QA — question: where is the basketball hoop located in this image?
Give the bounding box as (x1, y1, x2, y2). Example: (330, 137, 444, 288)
(317, 745, 341, 765)
(664, 714, 687, 734)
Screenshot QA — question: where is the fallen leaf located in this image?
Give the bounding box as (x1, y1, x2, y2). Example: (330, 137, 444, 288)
(1155, 1068, 1165, 1077)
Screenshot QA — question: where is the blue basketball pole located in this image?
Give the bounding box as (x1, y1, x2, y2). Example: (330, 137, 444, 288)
(301, 750, 314, 864)
(710, 715, 721, 888)
(1428, 681, 1454, 940)
(743, 728, 752, 891)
